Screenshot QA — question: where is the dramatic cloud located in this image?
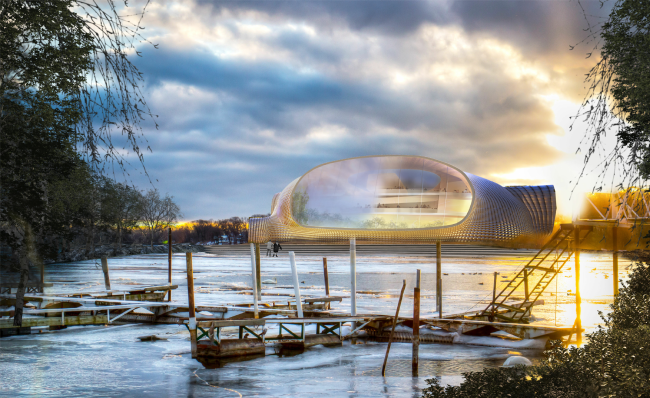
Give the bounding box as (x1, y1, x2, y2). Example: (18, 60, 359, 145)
(124, 0, 613, 219)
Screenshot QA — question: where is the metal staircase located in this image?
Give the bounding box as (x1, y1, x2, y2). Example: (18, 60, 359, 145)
(481, 224, 592, 323)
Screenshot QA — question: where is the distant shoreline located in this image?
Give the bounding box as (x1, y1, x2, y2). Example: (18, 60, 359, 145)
(47, 243, 206, 264)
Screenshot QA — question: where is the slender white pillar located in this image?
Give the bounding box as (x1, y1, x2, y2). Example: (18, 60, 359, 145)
(249, 243, 259, 318)
(289, 251, 303, 318)
(350, 238, 357, 317)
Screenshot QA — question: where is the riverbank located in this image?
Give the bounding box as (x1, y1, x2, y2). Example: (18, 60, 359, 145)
(51, 243, 206, 264)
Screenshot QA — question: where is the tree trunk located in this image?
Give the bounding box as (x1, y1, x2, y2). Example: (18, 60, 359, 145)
(84, 220, 92, 256)
(13, 251, 29, 327)
(150, 227, 154, 250)
(115, 224, 121, 254)
(90, 218, 95, 257)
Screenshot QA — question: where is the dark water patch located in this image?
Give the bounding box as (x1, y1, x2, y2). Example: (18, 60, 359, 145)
(362, 358, 510, 377)
(197, 353, 265, 369)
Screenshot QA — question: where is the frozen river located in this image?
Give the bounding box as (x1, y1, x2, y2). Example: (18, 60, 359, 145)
(0, 248, 633, 397)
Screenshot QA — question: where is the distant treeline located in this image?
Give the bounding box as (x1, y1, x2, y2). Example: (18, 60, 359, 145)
(166, 218, 251, 245)
(1, 158, 183, 265)
(2, 156, 265, 265)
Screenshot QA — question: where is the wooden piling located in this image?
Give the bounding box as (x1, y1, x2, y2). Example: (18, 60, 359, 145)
(613, 227, 619, 296)
(491, 271, 497, 321)
(289, 251, 303, 318)
(323, 257, 330, 297)
(574, 227, 582, 347)
(524, 269, 529, 302)
(39, 261, 45, 294)
(412, 269, 421, 376)
(249, 244, 259, 319)
(323, 257, 330, 309)
(101, 256, 110, 291)
(168, 227, 172, 302)
(436, 241, 442, 318)
(186, 252, 197, 358)
(255, 243, 262, 300)
(382, 279, 406, 377)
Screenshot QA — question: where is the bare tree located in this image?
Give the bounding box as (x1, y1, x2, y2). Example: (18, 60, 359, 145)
(192, 220, 212, 243)
(140, 189, 181, 249)
(100, 179, 144, 252)
(573, 0, 650, 197)
(1, 0, 157, 325)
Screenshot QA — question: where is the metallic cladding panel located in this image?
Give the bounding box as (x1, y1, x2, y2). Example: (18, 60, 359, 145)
(248, 157, 545, 244)
(271, 193, 280, 214)
(505, 185, 556, 234)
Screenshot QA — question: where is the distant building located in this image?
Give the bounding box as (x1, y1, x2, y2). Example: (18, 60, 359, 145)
(249, 155, 555, 244)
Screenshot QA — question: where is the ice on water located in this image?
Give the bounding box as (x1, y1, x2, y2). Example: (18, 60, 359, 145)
(0, 251, 630, 397)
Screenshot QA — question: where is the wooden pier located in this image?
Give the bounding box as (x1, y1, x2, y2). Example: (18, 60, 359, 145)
(1, 283, 578, 345)
(1, 237, 598, 373)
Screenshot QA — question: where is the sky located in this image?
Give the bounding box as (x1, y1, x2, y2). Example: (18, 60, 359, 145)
(120, 0, 618, 221)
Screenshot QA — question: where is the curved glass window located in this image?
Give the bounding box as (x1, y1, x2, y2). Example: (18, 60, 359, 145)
(291, 156, 473, 229)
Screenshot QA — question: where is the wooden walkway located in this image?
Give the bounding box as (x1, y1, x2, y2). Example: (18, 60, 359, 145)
(1, 288, 577, 347)
(1, 283, 576, 342)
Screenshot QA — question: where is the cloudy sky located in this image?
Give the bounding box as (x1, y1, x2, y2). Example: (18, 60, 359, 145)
(122, 0, 616, 220)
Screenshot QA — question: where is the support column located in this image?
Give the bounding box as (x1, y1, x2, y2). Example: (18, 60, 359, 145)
(186, 252, 197, 358)
(101, 256, 111, 292)
(524, 269, 529, 302)
(350, 238, 357, 317)
(436, 241, 442, 318)
(574, 227, 582, 347)
(249, 243, 259, 319)
(491, 271, 497, 321)
(412, 269, 421, 376)
(613, 226, 619, 296)
(289, 251, 303, 318)
(323, 257, 330, 296)
(255, 243, 262, 300)
(168, 227, 172, 302)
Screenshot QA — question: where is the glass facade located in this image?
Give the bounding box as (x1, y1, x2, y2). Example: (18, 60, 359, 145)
(291, 156, 473, 229)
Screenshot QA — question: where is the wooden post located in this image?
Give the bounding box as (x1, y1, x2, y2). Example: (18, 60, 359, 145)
(289, 251, 303, 318)
(524, 269, 529, 302)
(574, 227, 582, 347)
(323, 257, 331, 310)
(350, 238, 357, 318)
(186, 252, 197, 358)
(382, 279, 406, 377)
(101, 256, 110, 291)
(39, 261, 45, 293)
(249, 244, 259, 319)
(168, 227, 172, 302)
(613, 227, 619, 296)
(412, 269, 421, 376)
(491, 271, 497, 320)
(323, 257, 330, 296)
(436, 241, 442, 318)
(255, 243, 262, 300)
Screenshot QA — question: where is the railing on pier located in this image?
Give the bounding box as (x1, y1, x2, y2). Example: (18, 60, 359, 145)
(480, 223, 593, 323)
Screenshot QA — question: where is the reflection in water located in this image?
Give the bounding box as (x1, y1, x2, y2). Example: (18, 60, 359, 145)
(292, 156, 472, 229)
(362, 358, 519, 377)
(197, 353, 265, 369)
(191, 370, 244, 398)
(274, 346, 304, 357)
